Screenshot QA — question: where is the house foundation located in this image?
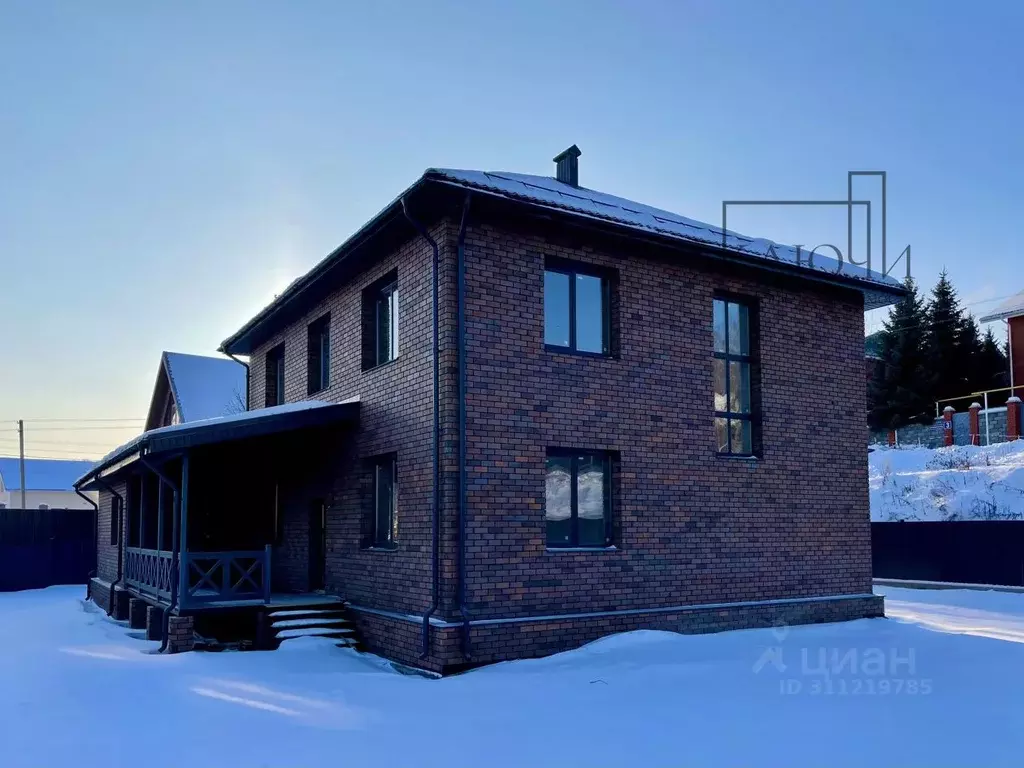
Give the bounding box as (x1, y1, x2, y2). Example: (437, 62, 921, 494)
(128, 598, 148, 630)
(166, 615, 195, 654)
(146, 605, 165, 641)
(352, 593, 885, 674)
(112, 588, 131, 621)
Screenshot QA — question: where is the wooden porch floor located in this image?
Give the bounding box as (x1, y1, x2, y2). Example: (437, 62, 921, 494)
(189, 591, 344, 610)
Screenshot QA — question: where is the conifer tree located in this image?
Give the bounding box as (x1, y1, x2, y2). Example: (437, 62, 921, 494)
(868, 278, 935, 429)
(977, 326, 1009, 394)
(924, 270, 971, 399)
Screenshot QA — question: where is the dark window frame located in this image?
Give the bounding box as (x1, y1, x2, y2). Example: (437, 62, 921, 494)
(543, 259, 613, 357)
(370, 453, 398, 549)
(362, 271, 399, 371)
(109, 495, 122, 546)
(713, 294, 761, 457)
(544, 448, 615, 549)
(265, 343, 285, 407)
(306, 314, 331, 395)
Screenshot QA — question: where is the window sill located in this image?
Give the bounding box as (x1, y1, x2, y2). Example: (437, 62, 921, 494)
(715, 453, 761, 461)
(363, 545, 399, 553)
(546, 545, 618, 553)
(544, 345, 616, 360)
(362, 357, 398, 374)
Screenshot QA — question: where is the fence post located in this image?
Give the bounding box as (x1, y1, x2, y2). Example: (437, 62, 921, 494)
(887, 429, 897, 447)
(1008, 397, 1022, 441)
(942, 406, 955, 447)
(969, 402, 982, 446)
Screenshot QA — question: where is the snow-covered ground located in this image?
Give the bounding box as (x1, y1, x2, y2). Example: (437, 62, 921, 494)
(3, 586, 1024, 767)
(870, 440, 1024, 521)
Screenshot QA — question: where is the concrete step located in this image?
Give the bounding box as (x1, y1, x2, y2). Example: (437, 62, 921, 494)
(276, 626, 355, 640)
(272, 616, 352, 629)
(274, 622, 354, 634)
(268, 607, 341, 617)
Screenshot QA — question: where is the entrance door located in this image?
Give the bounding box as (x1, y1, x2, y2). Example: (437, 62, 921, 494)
(308, 499, 326, 592)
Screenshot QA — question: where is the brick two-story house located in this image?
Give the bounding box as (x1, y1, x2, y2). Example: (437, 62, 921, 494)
(77, 147, 905, 672)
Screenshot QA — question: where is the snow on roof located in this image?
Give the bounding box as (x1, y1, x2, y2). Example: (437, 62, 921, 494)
(0, 457, 95, 492)
(76, 398, 359, 488)
(430, 169, 906, 298)
(979, 290, 1024, 323)
(163, 352, 246, 423)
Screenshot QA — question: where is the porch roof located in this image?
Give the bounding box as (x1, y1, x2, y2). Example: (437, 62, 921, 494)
(74, 398, 359, 490)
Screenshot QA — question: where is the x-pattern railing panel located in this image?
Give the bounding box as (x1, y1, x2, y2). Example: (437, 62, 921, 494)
(184, 550, 269, 602)
(125, 548, 174, 598)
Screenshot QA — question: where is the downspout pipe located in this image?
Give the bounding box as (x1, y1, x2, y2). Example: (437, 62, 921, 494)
(223, 351, 250, 411)
(455, 192, 472, 658)
(74, 487, 99, 600)
(92, 475, 125, 616)
(401, 196, 441, 660)
(140, 456, 180, 653)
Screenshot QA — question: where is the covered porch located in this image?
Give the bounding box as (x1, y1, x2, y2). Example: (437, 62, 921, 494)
(79, 400, 358, 612)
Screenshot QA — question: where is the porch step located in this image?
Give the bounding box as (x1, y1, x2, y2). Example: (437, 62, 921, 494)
(272, 617, 350, 629)
(276, 626, 355, 640)
(261, 603, 364, 652)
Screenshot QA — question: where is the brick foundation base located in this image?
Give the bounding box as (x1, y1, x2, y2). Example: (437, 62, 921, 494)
(353, 593, 884, 674)
(112, 589, 130, 621)
(146, 605, 165, 641)
(128, 598, 148, 630)
(89, 578, 112, 614)
(166, 615, 195, 654)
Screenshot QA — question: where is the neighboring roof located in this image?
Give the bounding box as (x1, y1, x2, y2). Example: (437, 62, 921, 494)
(163, 352, 246, 422)
(865, 331, 885, 360)
(222, 163, 908, 355)
(0, 457, 95, 492)
(979, 290, 1024, 323)
(76, 399, 359, 490)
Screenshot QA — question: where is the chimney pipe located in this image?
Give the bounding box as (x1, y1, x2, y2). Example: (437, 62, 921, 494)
(553, 145, 581, 187)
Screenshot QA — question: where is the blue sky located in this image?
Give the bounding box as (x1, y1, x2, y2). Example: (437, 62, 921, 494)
(2, 0, 1022, 458)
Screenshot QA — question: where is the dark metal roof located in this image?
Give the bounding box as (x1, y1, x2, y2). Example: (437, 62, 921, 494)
(75, 400, 359, 490)
(220, 166, 909, 355)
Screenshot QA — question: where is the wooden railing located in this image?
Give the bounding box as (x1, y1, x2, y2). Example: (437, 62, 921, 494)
(180, 546, 272, 608)
(124, 547, 175, 602)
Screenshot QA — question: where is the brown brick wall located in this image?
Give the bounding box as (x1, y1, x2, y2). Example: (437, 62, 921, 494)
(96, 483, 125, 584)
(248, 220, 457, 617)
(460, 218, 872, 621)
(195, 201, 877, 672)
(89, 577, 112, 613)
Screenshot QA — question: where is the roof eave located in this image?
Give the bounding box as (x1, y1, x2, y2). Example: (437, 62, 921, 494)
(979, 310, 1024, 323)
(219, 174, 432, 356)
(425, 174, 908, 308)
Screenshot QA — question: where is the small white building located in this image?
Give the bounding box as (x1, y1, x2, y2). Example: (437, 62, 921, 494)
(0, 458, 98, 510)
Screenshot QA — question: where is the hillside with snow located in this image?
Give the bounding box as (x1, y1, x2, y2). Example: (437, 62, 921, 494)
(870, 441, 1024, 521)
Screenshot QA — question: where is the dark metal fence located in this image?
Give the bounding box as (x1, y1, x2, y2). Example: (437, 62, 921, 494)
(0, 508, 96, 591)
(873, 521, 1024, 587)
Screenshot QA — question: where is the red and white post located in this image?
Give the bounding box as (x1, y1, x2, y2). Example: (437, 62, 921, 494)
(968, 402, 982, 446)
(942, 406, 955, 447)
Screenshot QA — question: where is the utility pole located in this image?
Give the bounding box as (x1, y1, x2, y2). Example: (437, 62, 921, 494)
(17, 420, 26, 509)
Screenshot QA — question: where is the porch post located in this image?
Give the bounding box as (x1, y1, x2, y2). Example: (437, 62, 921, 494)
(139, 473, 147, 552)
(156, 476, 165, 552)
(178, 453, 190, 608)
(263, 544, 272, 604)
